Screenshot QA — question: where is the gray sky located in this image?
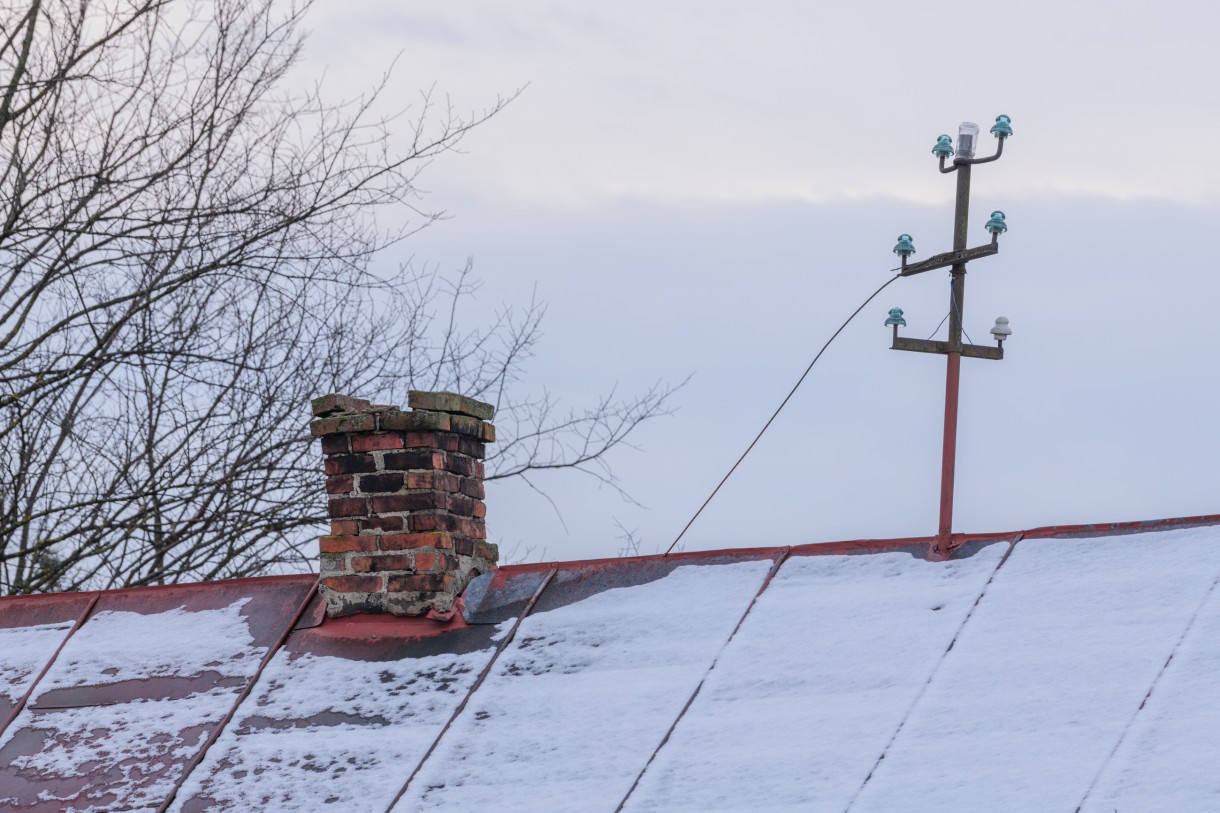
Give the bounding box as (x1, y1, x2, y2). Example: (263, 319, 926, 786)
(300, 1, 1220, 561)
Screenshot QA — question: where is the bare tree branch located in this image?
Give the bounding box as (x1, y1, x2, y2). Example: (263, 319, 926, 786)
(0, 0, 677, 595)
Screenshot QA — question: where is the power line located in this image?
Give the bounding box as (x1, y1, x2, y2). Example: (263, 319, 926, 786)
(927, 312, 950, 340)
(664, 271, 902, 555)
(951, 284, 974, 345)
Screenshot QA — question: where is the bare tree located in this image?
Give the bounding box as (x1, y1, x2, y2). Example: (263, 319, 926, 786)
(0, 0, 676, 594)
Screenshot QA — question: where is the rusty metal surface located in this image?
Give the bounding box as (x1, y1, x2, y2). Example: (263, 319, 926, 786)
(291, 587, 327, 630)
(0, 592, 94, 630)
(531, 550, 779, 615)
(2, 514, 1220, 810)
(0, 575, 314, 812)
(461, 568, 550, 624)
(0, 593, 95, 730)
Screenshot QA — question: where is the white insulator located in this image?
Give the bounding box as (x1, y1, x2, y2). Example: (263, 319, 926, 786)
(990, 316, 1012, 341)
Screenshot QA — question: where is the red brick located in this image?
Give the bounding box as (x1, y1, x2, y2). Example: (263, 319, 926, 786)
(410, 513, 459, 533)
(447, 494, 475, 516)
(351, 554, 414, 573)
(320, 535, 377, 554)
(362, 515, 405, 533)
(322, 574, 382, 593)
(472, 461, 485, 479)
(381, 532, 453, 551)
(459, 477, 485, 500)
(337, 413, 376, 433)
(480, 422, 496, 443)
(458, 438, 486, 458)
(311, 393, 373, 417)
(352, 433, 403, 453)
(327, 496, 368, 518)
(443, 455, 475, 476)
(330, 520, 360, 535)
(407, 391, 494, 420)
(312, 413, 376, 436)
(321, 435, 350, 455)
(325, 475, 353, 495)
(379, 410, 451, 432)
(402, 432, 441, 449)
(359, 472, 404, 494)
(403, 471, 459, 491)
(385, 573, 457, 593)
(449, 414, 481, 438)
(324, 455, 376, 475)
(372, 492, 446, 513)
(475, 542, 498, 561)
(310, 416, 343, 437)
(413, 552, 437, 573)
(454, 537, 475, 556)
(400, 470, 432, 490)
(472, 501, 487, 519)
(383, 450, 445, 471)
(428, 516, 481, 538)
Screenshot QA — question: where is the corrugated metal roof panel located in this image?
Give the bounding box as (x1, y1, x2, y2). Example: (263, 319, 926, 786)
(0, 576, 313, 813)
(851, 525, 1220, 811)
(621, 540, 1011, 812)
(1084, 554, 1220, 810)
(394, 555, 776, 811)
(169, 615, 502, 812)
(0, 593, 94, 731)
(5, 518, 1220, 811)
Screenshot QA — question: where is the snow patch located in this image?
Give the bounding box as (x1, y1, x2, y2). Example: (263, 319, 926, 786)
(852, 526, 1220, 812)
(623, 544, 1008, 812)
(395, 559, 772, 812)
(168, 644, 497, 812)
(0, 599, 264, 813)
(0, 621, 75, 705)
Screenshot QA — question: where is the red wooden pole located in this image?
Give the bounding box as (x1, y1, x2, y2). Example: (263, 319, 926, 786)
(933, 157, 971, 559)
(936, 350, 962, 556)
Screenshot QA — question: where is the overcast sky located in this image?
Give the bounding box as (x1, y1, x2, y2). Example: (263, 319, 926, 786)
(299, 1, 1220, 562)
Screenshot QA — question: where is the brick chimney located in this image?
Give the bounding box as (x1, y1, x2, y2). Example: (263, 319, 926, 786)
(309, 391, 498, 617)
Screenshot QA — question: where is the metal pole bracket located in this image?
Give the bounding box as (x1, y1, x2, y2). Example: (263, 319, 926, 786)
(900, 242, 998, 277)
(891, 336, 1003, 361)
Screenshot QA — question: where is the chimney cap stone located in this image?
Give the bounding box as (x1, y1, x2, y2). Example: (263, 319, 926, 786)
(408, 390, 495, 421)
(311, 393, 372, 417)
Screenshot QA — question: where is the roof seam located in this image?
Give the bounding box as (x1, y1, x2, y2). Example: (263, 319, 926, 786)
(844, 534, 1022, 812)
(1071, 551, 1220, 812)
(0, 591, 99, 743)
(613, 546, 794, 813)
(383, 566, 558, 813)
(154, 577, 320, 813)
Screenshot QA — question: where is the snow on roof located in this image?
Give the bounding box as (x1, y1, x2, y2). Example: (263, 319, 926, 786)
(1, 516, 1219, 812)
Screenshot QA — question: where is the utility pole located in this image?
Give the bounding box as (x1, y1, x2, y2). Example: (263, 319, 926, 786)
(885, 115, 1014, 560)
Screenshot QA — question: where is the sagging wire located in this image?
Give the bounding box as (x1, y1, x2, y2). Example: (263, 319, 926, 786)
(950, 282, 974, 345)
(926, 312, 950, 340)
(663, 270, 902, 556)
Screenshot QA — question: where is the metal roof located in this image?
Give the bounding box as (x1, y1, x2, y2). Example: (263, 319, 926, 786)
(2, 514, 1219, 812)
